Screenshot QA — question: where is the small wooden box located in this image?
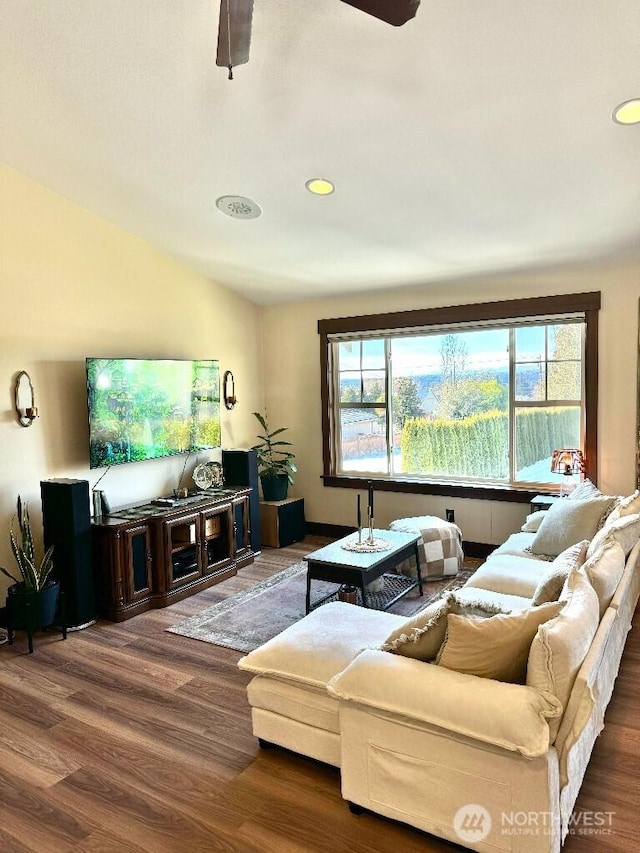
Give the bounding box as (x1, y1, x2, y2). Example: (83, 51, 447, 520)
(205, 516, 221, 537)
(260, 497, 305, 548)
(173, 523, 196, 544)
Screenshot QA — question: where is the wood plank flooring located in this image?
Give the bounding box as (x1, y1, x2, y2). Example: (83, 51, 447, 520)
(0, 536, 638, 852)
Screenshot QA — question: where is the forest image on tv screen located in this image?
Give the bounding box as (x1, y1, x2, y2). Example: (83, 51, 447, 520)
(87, 359, 221, 468)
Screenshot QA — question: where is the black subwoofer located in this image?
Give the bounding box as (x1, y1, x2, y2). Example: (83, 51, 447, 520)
(40, 478, 96, 629)
(222, 449, 261, 552)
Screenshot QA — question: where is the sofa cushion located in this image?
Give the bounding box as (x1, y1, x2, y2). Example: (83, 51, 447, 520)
(581, 540, 626, 617)
(587, 512, 640, 559)
(453, 586, 532, 613)
(527, 567, 600, 737)
(529, 496, 617, 557)
(490, 531, 540, 559)
(436, 599, 562, 683)
(247, 676, 340, 733)
(464, 553, 548, 598)
(531, 540, 589, 606)
(380, 591, 506, 660)
(238, 601, 403, 688)
(329, 649, 563, 759)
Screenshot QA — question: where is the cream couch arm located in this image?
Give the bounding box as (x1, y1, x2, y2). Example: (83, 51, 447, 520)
(328, 649, 562, 759)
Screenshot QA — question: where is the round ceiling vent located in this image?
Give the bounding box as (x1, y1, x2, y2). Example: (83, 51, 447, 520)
(215, 195, 262, 219)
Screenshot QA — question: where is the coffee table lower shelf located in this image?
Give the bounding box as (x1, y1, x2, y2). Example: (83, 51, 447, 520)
(309, 571, 421, 613)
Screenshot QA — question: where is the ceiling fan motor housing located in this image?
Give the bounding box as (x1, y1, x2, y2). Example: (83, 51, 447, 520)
(340, 0, 421, 27)
(216, 0, 420, 75)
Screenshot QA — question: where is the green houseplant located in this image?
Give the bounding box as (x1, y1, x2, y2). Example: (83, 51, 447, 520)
(251, 411, 297, 501)
(1, 497, 59, 652)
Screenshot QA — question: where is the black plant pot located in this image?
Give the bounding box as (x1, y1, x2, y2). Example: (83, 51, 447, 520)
(260, 474, 289, 502)
(7, 580, 61, 653)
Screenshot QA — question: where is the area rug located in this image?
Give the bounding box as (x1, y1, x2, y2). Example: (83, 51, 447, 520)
(167, 562, 473, 653)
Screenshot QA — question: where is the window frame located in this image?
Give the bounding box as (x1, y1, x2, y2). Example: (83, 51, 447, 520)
(319, 292, 600, 504)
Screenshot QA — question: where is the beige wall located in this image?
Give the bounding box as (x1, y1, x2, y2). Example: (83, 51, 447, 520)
(261, 262, 640, 544)
(2, 163, 638, 603)
(0, 165, 264, 597)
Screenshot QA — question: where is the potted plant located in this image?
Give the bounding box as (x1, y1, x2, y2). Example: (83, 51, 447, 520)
(252, 411, 297, 501)
(1, 497, 58, 652)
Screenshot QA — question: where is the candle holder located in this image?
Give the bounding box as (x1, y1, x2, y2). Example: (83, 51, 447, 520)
(367, 510, 375, 545)
(341, 501, 391, 553)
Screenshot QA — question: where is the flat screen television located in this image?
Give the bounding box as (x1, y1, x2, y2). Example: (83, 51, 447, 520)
(86, 358, 221, 469)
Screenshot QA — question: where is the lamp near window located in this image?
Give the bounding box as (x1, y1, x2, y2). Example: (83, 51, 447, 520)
(551, 448, 585, 497)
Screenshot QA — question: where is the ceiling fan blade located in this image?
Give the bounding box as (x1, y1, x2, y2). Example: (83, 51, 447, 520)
(216, 0, 253, 69)
(339, 0, 420, 27)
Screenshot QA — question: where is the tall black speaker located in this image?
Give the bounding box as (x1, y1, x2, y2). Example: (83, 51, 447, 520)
(222, 449, 261, 553)
(40, 479, 96, 629)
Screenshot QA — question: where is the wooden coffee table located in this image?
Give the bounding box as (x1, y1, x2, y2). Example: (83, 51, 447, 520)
(304, 529, 422, 613)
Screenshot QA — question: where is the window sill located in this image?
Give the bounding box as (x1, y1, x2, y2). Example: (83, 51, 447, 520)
(321, 475, 558, 504)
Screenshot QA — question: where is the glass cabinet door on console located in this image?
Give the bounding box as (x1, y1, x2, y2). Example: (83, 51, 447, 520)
(123, 524, 153, 602)
(200, 505, 234, 576)
(232, 496, 252, 563)
(92, 520, 154, 621)
(164, 512, 202, 589)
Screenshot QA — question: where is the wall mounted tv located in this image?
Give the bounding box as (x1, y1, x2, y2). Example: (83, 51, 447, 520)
(86, 358, 221, 469)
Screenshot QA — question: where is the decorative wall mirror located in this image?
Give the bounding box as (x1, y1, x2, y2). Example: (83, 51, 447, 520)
(223, 370, 237, 409)
(15, 370, 38, 427)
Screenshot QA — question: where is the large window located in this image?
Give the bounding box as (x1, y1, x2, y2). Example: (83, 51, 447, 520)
(319, 293, 600, 499)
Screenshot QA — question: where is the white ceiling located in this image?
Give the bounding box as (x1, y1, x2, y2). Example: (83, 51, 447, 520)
(1, 1, 639, 305)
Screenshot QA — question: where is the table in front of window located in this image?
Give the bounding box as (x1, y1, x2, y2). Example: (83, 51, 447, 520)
(530, 494, 561, 513)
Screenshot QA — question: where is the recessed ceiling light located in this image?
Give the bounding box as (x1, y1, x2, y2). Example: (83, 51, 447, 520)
(216, 195, 262, 219)
(613, 99, 640, 125)
(305, 178, 335, 196)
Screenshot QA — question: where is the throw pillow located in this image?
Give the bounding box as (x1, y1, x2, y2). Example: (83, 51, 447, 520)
(521, 510, 547, 533)
(531, 540, 589, 606)
(567, 479, 620, 532)
(587, 512, 640, 559)
(527, 566, 600, 739)
(529, 496, 617, 557)
(381, 592, 506, 661)
(435, 600, 562, 683)
(581, 540, 626, 617)
(607, 490, 640, 523)
(380, 598, 448, 659)
(567, 479, 603, 500)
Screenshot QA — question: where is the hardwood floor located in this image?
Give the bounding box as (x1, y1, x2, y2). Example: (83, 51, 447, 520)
(0, 536, 638, 852)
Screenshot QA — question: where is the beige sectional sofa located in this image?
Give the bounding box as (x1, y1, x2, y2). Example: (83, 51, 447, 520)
(239, 485, 640, 852)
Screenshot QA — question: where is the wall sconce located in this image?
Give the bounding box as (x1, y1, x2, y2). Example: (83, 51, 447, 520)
(223, 370, 237, 410)
(551, 448, 585, 496)
(14, 370, 38, 427)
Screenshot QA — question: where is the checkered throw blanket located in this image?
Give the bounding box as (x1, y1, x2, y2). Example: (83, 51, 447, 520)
(389, 515, 463, 579)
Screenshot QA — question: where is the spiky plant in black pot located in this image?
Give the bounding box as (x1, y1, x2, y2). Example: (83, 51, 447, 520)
(1, 497, 58, 652)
